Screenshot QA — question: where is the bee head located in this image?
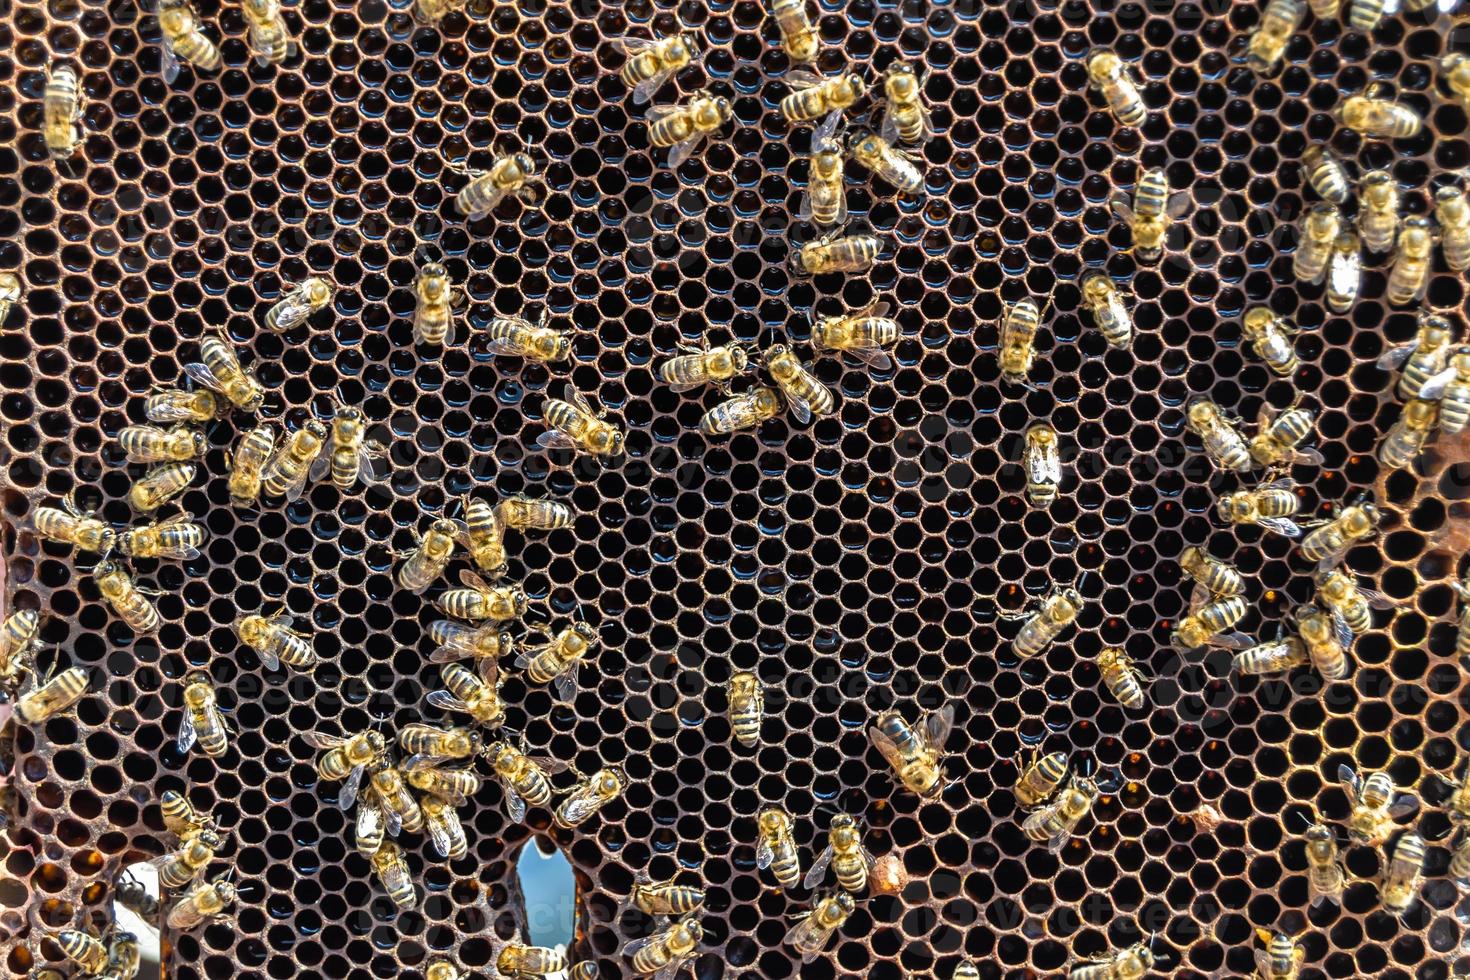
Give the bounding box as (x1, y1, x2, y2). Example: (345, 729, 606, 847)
(513, 152, 536, 176)
(602, 429, 626, 456)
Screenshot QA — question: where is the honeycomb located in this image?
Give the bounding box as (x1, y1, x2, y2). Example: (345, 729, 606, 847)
(6, 0, 1470, 975)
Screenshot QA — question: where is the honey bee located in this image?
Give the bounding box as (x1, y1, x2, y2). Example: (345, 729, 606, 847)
(1339, 89, 1423, 140)
(55, 928, 108, 974)
(398, 722, 481, 770)
(728, 670, 764, 747)
(1097, 647, 1147, 710)
(784, 893, 854, 964)
(0, 273, 19, 326)
(615, 32, 700, 104)
(812, 298, 900, 368)
(647, 91, 733, 166)
(515, 620, 596, 701)
(1379, 311, 1458, 399)
(1086, 49, 1146, 128)
(32, 492, 117, 553)
(260, 419, 328, 502)
(538, 386, 625, 457)
(428, 619, 515, 679)
(421, 796, 467, 859)
(235, 608, 315, 671)
(119, 423, 206, 464)
(954, 960, 981, 980)
(455, 150, 541, 219)
(769, 0, 818, 62)
(781, 71, 866, 125)
(1249, 402, 1322, 468)
(789, 226, 885, 275)
(159, 788, 217, 839)
(1245, 0, 1304, 76)
(1186, 400, 1254, 472)
(699, 386, 786, 435)
(412, 262, 456, 346)
(1253, 930, 1304, 980)
(1452, 831, 1470, 884)
(1381, 830, 1426, 919)
(484, 738, 567, 822)
(879, 61, 932, 145)
(1241, 307, 1304, 377)
(128, 458, 190, 515)
(1068, 942, 1153, 980)
(1295, 603, 1353, 681)
(117, 513, 206, 560)
(1300, 496, 1380, 571)
(625, 915, 703, 976)
(186, 332, 265, 412)
(1015, 749, 1070, 809)
(145, 384, 227, 425)
(799, 110, 848, 228)
(617, 869, 708, 921)
(370, 840, 416, 910)
(1111, 167, 1190, 262)
(151, 824, 225, 889)
(107, 930, 141, 980)
(1302, 144, 1350, 204)
(451, 496, 507, 580)
(497, 943, 569, 978)
(1217, 476, 1302, 537)
(1022, 424, 1062, 508)
(1005, 585, 1084, 658)
(1172, 595, 1251, 652)
(1080, 273, 1132, 349)
(805, 813, 875, 893)
(351, 785, 388, 854)
(94, 559, 161, 633)
(753, 809, 804, 893)
(43, 62, 82, 161)
(316, 398, 387, 491)
(1178, 546, 1245, 605)
(1385, 215, 1434, 307)
(1023, 776, 1100, 853)
(304, 729, 387, 810)
(13, 663, 89, 726)
(425, 962, 463, 980)
(1325, 231, 1361, 314)
(365, 765, 425, 836)
(1443, 53, 1470, 113)
(1378, 398, 1439, 470)
(114, 869, 162, 923)
(497, 495, 573, 531)
(998, 297, 1042, 386)
(1347, 0, 1390, 29)
(763, 345, 836, 422)
(868, 701, 955, 798)
(848, 130, 924, 195)
(242, 0, 294, 65)
(1293, 203, 1339, 285)
(482, 311, 571, 362)
(178, 670, 229, 758)
(397, 517, 460, 593)
(438, 569, 528, 622)
(157, 0, 221, 81)
(1231, 635, 1309, 675)
(1437, 183, 1470, 272)
(410, 0, 466, 26)
(404, 761, 481, 809)
(553, 766, 624, 829)
(1340, 765, 1417, 845)
(166, 874, 237, 930)
(1355, 170, 1400, 254)
(427, 660, 507, 730)
(264, 276, 332, 333)
(1302, 820, 1346, 909)
(0, 609, 40, 691)
(658, 337, 751, 395)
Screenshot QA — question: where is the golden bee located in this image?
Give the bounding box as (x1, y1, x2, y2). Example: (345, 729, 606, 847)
(13, 664, 89, 726)
(805, 813, 875, 893)
(55, 928, 108, 974)
(0, 608, 40, 691)
(186, 332, 265, 412)
(0, 272, 19, 326)
(1300, 496, 1380, 571)
(1005, 585, 1084, 658)
(647, 91, 733, 166)
(260, 419, 328, 502)
(117, 513, 206, 560)
(1379, 310, 1457, 400)
(1022, 424, 1062, 508)
(370, 840, 416, 910)
(1231, 636, 1308, 675)
(1249, 402, 1322, 468)
(1437, 182, 1470, 272)
(879, 61, 932, 145)
(780, 70, 865, 125)
(32, 491, 117, 553)
(428, 619, 515, 677)
(1111, 167, 1190, 261)
(1253, 930, 1304, 980)
(235, 608, 315, 671)
(1301, 144, 1350, 204)
(769, 0, 818, 62)
(421, 796, 467, 859)
(1378, 397, 1439, 470)
(615, 32, 700, 104)
(1326, 231, 1361, 314)
(626, 915, 703, 976)
(1452, 831, 1470, 884)
(1097, 647, 1147, 710)
(812, 298, 900, 368)
(411, 0, 467, 26)
(178, 670, 230, 758)
(1314, 569, 1391, 636)
(1245, 0, 1304, 76)
(1080, 273, 1132, 349)
(868, 700, 955, 798)
(1443, 53, 1470, 113)
(482, 311, 571, 362)
(397, 517, 460, 593)
(658, 337, 751, 395)
(1302, 820, 1346, 909)
(1338, 88, 1423, 140)
(226, 424, 276, 509)
(1068, 942, 1153, 980)
(1356, 169, 1399, 254)
(484, 738, 566, 822)
(151, 824, 225, 889)
(157, 0, 221, 81)
(1015, 749, 1070, 809)
(1294, 603, 1353, 682)
(1023, 775, 1100, 853)
(998, 297, 1042, 386)
(784, 893, 853, 964)
(427, 660, 507, 729)
(497, 494, 573, 531)
(453, 496, 508, 579)
(1381, 831, 1426, 919)
(728, 670, 764, 747)
(412, 262, 457, 346)
(438, 569, 528, 622)
(517, 620, 598, 701)
(1178, 546, 1244, 604)
(754, 805, 800, 886)
(1347, 0, 1387, 31)
(398, 721, 481, 769)
(497, 943, 568, 978)
(848, 130, 924, 195)
(425, 962, 463, 980)
(1340, 764, 1417, 845)
(617, 869, 708, 921)
(800, 110, 848, 227)
(128, 463, 193, 520)
(108, 929, 143, 978)
(699, 386, 786, 435)
(763, 345, 836, 422)
(166, 875, 237, 930)
(1385, 215, 1434, 307)
(954, 959, 981, 980)
(243, 0, 294, 65)
(43, 61, 82, 161)
(404, 762, 481, 808)
(553, 766, 624, 829)
(1292, 202, 1339, 285)
(119, 423, 206, 464)
(790, 226, 885, 275)
(317, 398, 386, 490)
(1086, 48, 1146, 128)
(94, 559, 162, 633)
(364, 765, 425, 836)
(1186, 399, 1254, 472)
(455, 150, 541, 219)
(160, 787, 219, 839)
(304, 728, 387, 811)
(538, 385, 625, 457)
(1171, 595, 1250, 652)
(1216, 476, 1303, 538)
(145, 384, 227, 424)
(264, 276, 332, 333)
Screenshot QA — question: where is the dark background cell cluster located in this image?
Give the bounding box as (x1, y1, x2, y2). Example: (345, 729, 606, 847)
(3, 0, 1470, 976)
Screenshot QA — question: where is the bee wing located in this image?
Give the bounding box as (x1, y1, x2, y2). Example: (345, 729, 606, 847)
(1047, 825, 1074, 855)
(879, 103, 902, 145)
(527, 754, 570, 775)
(484, 335, 531, 357)
(339, 763, 366, 810)
(427, 819, 456, 858)
(1110, 194, 1136, 223)
(1389, 793, 1419, 818)
(802, 845, 834, 889)
(813, 109, 843, 146)
(755, 836, 775, 869)
(1254, 950, 1274, 977)
(183, 360, 225, 395)
(844, 346, 894, 370)
(1313, 543, 1352, 572)
(271, 290, 315, 330)
(667, 132, 710, 167)
(402, 753, 445, 772)
(623, 933, 658, 958)
(304, 731, 348, 750)
(428, 643, 474, 664)
(1258, 517, 1303, 538)
(644, 102, 684, 123)
(160, 38, 182, 84)
(558, 791, 604, 826)
(1358, 588, 1395, 610)
(1209, 631, 1253, 651)
(786, 392, 813, 425)
(1338, 764, 1363, 804)
(146, 398, 198, 423)
(536, 429, 580, 450)
(551, 668, 579, 703)
(1289, 447, 1326, 465)
(1377, 341, 1420, 371)
(503, 784, 528, 823)
(448, 518, 473, 550)
(356, 799, 384, 850)
(383, 802, 403, 838)
(1418, 366, 1458, 400)
(1330, 609, 1355, 648)
(357, 442, 389, 484)
(868, 724, 908, 773)
(633, 68, 675, 105)
(458, 568, 493, 593)
(255, 642, 281, 671)
(923, 702, 956, 749)
(426, 690, 471, 713)
(1188, 582, 1212, 610)
(176, 709, 198, 753)
(1165, 191, 1192, 219)
(613, 35, 656, 54)
(785, 69, 822, 90)
(463, 185, 513, 221)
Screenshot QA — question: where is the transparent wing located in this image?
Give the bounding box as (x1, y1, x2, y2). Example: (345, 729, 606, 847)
(1255, 950, 1274, 976)
(1357, 587, 1395, 610)
(146, 399, 198, 423)
(1377, 341, 1419, 371)
(1330, 610, 1355, 649)
(183, 360, 225, 394)
(339, 764, 365, 811)
(1289, 447, 1326, 465)
(537, 430, 579, 451)
(1110, 194, 1136, 223)
(160, 39, 182, 83)
(868, 725, 907, 771)
(1338, 764, 1363, 804)
(668, 132, 709, 167)
(755, 837, 775, 870)
(256, 642, 280, 671)
(176, 710, 198, 753)
(1389, 793, 1418, 818)
(429, 643, 474, 664)
(633, 69, 675, 104)
(271, 290, 315, 329)
(464, 185, 511, 220)
(485, 336, 532, 356)
(503, 784, 527, 823)
(308, 451, 331, 482)
(357, 443, 388, 483)
(402, 753, 444, 772)
(1189, 582, 1211, 610)
(426, 690, 470, 713)
(844, 346, 893, 369)
(785, 69, 822, 90)
(527, 755, 570, 775)
(559, 791, 603, 825)
(1047, 826, 1074, 855)
(1165, 191, 1192, 219)
(551, 668, 578, 703)
(459, 568, 493, 592)
(813, 109, 842, 146)
(427, 820, 455, 858)
(1208, 631, 1253, 651)
(1418, 366, 1458, 400)
(782, 914, 822, 953)
(283, 469, 311, 503)
(802, 845, 834, 889)
(623, 934, 657, 958)
(787, 393, 813, 425)
(1259, 517, 1302, 537)
(304, 731, 349, 750)
(923, 702, 956, 749)
(612, 35, 657, 54)
(383, 803, 403, 838)
(356, 798, 384, 851)
(1259, 477, 1297, 491)
(879, 103, 902, 145)
(644, 103, 684, 123)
